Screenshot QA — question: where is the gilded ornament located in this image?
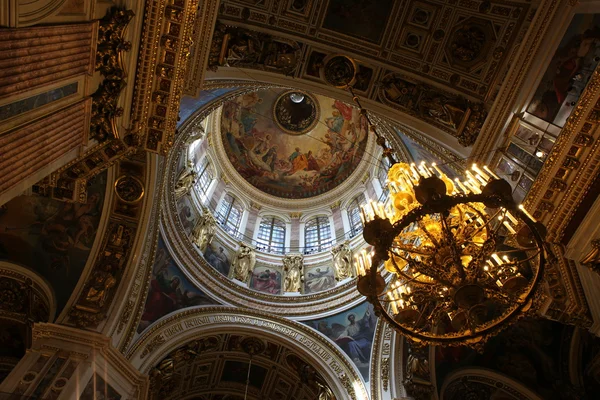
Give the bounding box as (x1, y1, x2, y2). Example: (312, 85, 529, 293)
(115, 175, 145, 203)
(283, 254, 304, 293)
(230, 242, 256, 283)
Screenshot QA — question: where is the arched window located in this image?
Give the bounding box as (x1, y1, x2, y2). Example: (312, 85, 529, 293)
(195, 158, 213, 198)
(256, 217, 286, 254)
(304, 216, 332, 254)
(348, 193, 366, 238)
(216, 194, 243, 236)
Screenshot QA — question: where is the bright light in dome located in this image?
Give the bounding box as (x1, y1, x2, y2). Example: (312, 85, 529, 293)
(289, 93, 305, 103)
(535, 150, 544, 158)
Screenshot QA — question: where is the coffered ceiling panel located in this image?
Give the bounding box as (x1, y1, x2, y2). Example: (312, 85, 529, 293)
(217, 0, 539, 102)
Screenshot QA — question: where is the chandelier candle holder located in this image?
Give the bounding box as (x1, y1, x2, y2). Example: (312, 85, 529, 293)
(354, 162, 547, 347)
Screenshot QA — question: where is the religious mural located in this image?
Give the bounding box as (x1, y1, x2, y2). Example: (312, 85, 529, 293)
(527, 14, 600, 127)
(176, 195, 199, 236)
(304, 302, 376, 382)
(203, 238, 232, 277)
(249, 264, 282, 295)
(322, 0, 394, 44)
(137, 235, 215, 333)
(0, 172, 107, 314)
(221, 89, 369, 198)
(80, 374, 121, 400)
(304, 264, 336, 294)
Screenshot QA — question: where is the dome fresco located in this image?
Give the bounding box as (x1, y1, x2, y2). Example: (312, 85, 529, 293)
(220, 89, 369, 199)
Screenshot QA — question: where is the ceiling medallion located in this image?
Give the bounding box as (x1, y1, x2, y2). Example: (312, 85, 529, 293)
(273, 90, 319, 135)
(114, 175, 145, 203)
(321, 54, 357, 89)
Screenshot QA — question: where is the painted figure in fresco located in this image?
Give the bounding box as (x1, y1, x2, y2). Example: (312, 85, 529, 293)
(219, 90, 369, 199)
(251, 268, 281, 294)
(331, 241, 353, 281)
(139, 248, 184, 329)
(283, 254, 304, 292)
(204, 244, 230, 276)
(231, 242, 256, 282)
(174, 161, 196, 199)
(191, 210, 216, 253)
(335, 304, 376, 364)
(305, 267, 335, 293)
(138, 245, 212, 332)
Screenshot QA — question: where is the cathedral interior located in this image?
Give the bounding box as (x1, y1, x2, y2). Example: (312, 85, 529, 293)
(3, 0, 600, 399)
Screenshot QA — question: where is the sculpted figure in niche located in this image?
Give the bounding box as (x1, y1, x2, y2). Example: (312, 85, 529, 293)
(283, 254, 304, 292)
(191, 209, 216, 252)
(174, 161, 196, 199)
(332, 241, 353, 281)
(231, 242, 256, 283)
(406, 344, 430, 381)
(185, 123, 205, 145)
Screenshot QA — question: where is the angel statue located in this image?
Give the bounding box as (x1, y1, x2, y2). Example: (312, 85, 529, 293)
(332, 241, 353, 281)
(185, 123, 205, 145)
(283, 254, 304, 293)
(174, 161, 196, 199)
(191, 209, 216, 252)
(231, 242, 256, 283)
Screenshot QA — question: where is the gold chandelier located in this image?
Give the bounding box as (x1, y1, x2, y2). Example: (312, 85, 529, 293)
(354, 162, 547, 347)
(317, 53, 546, 347)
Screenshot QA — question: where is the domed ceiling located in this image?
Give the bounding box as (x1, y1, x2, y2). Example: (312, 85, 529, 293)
(220, 89, 369, 199)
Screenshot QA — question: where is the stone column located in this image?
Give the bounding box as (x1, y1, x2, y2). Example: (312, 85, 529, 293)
(0, 323, 148, 399)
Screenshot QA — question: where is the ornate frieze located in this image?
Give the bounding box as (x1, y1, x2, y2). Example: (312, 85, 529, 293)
(137, 0, 199, 154)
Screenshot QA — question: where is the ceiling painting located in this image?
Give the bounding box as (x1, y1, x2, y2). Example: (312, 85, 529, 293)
(0, 171, 107, 315)
(220, 89, 369, 199)
(137, 235, 216, 335)
(304, 302, 376, 382)
(526, 13, 600, 128)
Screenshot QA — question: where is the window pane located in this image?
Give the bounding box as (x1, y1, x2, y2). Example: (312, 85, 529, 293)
(305, 216, 332, 253)
(257, 217, 286, 254)
(349, 194, 365, 237)
(216, 194, 242, 236)
(196, 159, 212, 195)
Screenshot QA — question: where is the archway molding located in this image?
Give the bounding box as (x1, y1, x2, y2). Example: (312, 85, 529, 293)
(127, 306, 369, 400)
(440, 368, 543, 400)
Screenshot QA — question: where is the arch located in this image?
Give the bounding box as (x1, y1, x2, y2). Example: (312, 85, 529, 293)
(2, 0, 68, 27)
(299, 210, 333, 223)
(440, 368, 543, 400)
(127, 307, 369, 400)
(0, 261, 57, 322)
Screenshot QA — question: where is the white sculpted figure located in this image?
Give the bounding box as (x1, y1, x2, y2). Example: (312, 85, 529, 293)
(185, 123, 205, 145)
(174, 161, 196, 199)
(191, 209, 216, 252)
(231, 242, 256, 282)
(283, 254, 304, 293)
(332, 241, 353, 281)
